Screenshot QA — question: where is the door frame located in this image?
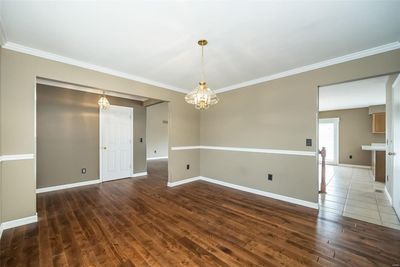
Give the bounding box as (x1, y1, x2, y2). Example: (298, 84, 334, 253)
(99, 104, 134, 182)
(391, 75, 400, 217)
(318, 118, 340, 165)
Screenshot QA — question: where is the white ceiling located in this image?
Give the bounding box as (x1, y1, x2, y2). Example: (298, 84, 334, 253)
(319, 76, 388, 111)
(1, 1, 400, 93)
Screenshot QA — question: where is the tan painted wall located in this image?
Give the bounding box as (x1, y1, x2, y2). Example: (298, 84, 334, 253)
(1, 46, 400, 221)
(319, 107, 385, 166)
(36, 84, 147, 188)
(0, 48, 199, 222)
(200, 49, 400, 204)
(146, 102, 169, 159)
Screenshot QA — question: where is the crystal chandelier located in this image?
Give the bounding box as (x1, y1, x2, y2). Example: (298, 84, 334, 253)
(98, 91, 110, 110)
(185, 40, 218, 110)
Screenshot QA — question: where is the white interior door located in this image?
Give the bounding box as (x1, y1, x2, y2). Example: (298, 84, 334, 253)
(319, 118, 339, 165)
(100, 105, 133, 182)
(391, 76, 400, 217)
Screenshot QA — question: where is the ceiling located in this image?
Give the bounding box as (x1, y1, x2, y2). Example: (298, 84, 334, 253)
(1, 1, 400, 93)
(319, 76, 388, 111)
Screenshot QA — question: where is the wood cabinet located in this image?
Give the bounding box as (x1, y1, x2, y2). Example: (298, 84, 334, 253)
(372, 151, 386, 182)
(372, 112, 385, 133)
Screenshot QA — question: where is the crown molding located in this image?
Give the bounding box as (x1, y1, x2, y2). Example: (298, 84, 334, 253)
(216, 42, 400, 93)
(2, 42, 189, 94)
(2, 41, 399, 95)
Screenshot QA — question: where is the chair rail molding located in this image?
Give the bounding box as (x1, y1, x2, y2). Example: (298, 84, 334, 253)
(0, 153, 35, 162)
(171, 146, 316, 157)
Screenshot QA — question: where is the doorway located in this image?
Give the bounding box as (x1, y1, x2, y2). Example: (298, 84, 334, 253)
(318, 74, 400, 229)
(146, 102, 169, 180)
(35, 78, 160, 193)
(319, 118, 339, 165)
(100, 105, 134, 182)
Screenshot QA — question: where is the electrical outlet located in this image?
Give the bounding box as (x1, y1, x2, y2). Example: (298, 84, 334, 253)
(186, 164, 190, 170)
(306, 139, 312, 147)
(268, 174, 273, 181)
(81, 168, 86, 174)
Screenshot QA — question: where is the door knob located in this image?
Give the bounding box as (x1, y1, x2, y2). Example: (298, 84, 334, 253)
(388, 152, 396, 156)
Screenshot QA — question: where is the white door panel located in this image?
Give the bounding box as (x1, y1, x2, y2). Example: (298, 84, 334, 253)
(392, 76, 400, 217)
(101, 105, 133, 182)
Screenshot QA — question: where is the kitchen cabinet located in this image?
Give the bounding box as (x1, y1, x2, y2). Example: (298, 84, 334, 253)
(372, 151, 386, 182)
(362, 144, 386, 182)
(372, 112, 385, 133)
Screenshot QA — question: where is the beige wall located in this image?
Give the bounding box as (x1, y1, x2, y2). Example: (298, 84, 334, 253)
(0, 48, 199, 222)
(1, 46, 400, 222)
(36, 84, 147, 188)
(146, 102, 169, 159)
(319, 107, 385, 166)
(200, 49, 400, 204)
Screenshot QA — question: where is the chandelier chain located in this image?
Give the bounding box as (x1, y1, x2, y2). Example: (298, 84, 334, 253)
(201, 45, 205, 83)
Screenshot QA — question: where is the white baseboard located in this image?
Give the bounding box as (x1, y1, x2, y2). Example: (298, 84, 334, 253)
(132, 172, 148, 177)
(36, 179, 101, 193)
(1, 213, 38, 231)
(147, 156, 168, 160)
(167, 176, 318, 209)
(37, 173, 148, 194)
(385, 186, 393, 205)
(168, 177, 201, 187)
(338, 164, 371, 169)
(0, 223, 3, 239)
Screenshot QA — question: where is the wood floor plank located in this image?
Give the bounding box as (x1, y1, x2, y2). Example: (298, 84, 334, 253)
(1, 159, 399, 267)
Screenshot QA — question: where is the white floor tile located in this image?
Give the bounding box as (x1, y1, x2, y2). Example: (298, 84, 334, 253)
(320, 165, 398, 228)
(380, 213, 400, 225)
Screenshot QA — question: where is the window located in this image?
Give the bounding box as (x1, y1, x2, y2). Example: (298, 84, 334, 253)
(319, 118, 339, 165)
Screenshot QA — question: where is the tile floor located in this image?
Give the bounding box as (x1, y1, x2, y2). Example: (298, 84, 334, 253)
(319, 165, 400, 230)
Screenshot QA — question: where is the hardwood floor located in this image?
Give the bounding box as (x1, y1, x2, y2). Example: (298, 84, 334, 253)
(1, 159, 400, 266)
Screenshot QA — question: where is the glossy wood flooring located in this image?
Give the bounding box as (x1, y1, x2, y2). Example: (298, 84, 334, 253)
(1, 159, 400, 266)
